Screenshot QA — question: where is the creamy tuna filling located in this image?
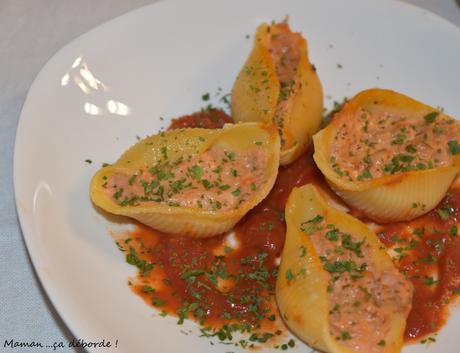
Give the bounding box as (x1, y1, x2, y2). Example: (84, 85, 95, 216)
(300, 215, 413, 352)
(330, 109, 459, 181)
(268, 23, 302, 148)
(104, 145, 268, 211)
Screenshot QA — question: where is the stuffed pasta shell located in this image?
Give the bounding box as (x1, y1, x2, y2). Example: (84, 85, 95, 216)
(276, 184, 413, 353)
(231, 21, 323, 165)
(90, 123, 280, 238)
(313, 88, 460, 222)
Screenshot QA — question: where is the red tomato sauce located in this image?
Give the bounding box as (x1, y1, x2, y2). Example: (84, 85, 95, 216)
(168, 109, 233, 130)
(376, 189, 460, 342)
(115, 110, 460, 346)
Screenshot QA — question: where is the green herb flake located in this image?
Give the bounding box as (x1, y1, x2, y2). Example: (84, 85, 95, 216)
(420, 336, 437, 344)
(405, 145, 417, 153)
(339, 331, 352, 341)
(189, 165, 204, 180)
(300, 215, 324, 235)
(224, 151, 236, 161)
(437, 206, 453, 220)
(232, 188, 241, 197)
(285, 268, 295, 282)
(202, 179, 212, 190)
(152, 297, 165, 307)
(413, 228, 425, 238)
(113, 188, 124, 200)
(357, 169, 373, 181)
(448, 140, 460, 155)
(126, 247, 154, 276)
(423, 276, 438, 286)
(424, 112, 439, 123)
(160, 146, 168, 160)
(325, 228, 339, 241)
(142, 285, 155, 293)
(392, 132, 406, 145)
(299, 245, 307, 257)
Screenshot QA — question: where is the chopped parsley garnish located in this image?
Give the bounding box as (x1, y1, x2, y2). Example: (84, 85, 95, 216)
(188, 165, 204, 180)
(142, 285, 155, 293)
(437, 206, 453, 220)
(357, 169, 372, 181)
(152, 297, 165, 307)
(322, 260, 366, 275)
(160, 146, 168, 160)
(448, 140, 460, 155)
(397, 154, 414, 163)
(423, 112, 438, 123)
(113, 188, 124, 200)
(341, 234, 364, 257)
(339, 331, 352, 341)
(405, 144, 417, 153)
(392, 132, 406, 145)
(300, 215, 324, 235)
(126, 247, 154, 276)
(423, 276, 438, 286)
(285, 269, 295, 282)
(181, 269, 205, 283)
(202, 179, 212, 189)
(299, 245, 307, 257)
(232, 188, 241, 197)
(224, 151, 236, 161)
(325, 228, 339, 241)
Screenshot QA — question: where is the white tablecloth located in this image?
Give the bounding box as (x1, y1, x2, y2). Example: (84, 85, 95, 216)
(1, 0, 459, 352)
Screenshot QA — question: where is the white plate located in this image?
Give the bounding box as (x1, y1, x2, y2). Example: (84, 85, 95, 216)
(14, 0, 460, 352)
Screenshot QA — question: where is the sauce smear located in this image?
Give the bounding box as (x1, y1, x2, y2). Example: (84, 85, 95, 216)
(116, 110, 460, 347)
(168, 109, 233, 130)
(376, 190, 460, 341)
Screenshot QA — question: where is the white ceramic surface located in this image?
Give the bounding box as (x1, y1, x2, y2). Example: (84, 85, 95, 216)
(14, 0, 460, 352)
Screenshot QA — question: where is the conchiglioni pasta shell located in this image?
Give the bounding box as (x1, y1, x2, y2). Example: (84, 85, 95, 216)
(90, 123, 280, 238)
(276, 184, 408, 353)
(313, 88, 460, 222)
(231, 23, 323, 165)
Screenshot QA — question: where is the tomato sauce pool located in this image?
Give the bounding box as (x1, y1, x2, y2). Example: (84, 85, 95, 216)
(115, 109, 460, 347)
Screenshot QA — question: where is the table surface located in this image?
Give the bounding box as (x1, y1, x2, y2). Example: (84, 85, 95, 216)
(1, 0, 459, 352)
